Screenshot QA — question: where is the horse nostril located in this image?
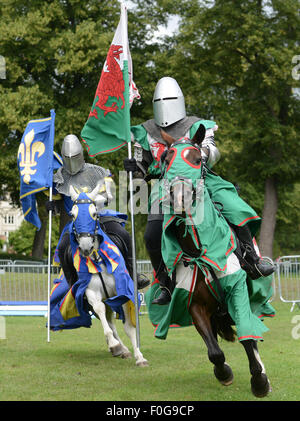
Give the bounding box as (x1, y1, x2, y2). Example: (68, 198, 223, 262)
(79, 248, 89, 257)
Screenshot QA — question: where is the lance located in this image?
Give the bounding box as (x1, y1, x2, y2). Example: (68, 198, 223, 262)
(121, 2, 140, 348)
(47, 186, 53, 342)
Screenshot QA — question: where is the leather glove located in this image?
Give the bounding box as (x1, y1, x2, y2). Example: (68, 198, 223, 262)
(124, 158, 138, 173)
(45, 200, 58, 214)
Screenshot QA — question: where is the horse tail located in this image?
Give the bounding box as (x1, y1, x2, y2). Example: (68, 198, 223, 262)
(211, 310, 236, 342)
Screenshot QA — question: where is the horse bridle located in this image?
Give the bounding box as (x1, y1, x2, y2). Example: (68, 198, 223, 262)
(162, 138, 205, 208)
(169, 137, 202, 152)
(71, 198, 100, 243)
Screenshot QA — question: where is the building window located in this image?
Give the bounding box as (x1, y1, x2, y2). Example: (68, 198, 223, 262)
(4, 215, 14, 224)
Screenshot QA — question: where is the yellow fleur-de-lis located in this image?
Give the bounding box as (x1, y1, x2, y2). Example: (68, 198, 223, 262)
(18, 129, 45, 184)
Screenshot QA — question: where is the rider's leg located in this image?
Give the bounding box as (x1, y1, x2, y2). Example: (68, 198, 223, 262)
(57, 231, 78, 286)
(101, 220, 150, 290)
(204, 172, 275, 277)
(144, 218, 175, 305)
(233, 224, 275, 277)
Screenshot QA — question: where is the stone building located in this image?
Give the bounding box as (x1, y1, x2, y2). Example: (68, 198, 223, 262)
(0, 193, 23, 251)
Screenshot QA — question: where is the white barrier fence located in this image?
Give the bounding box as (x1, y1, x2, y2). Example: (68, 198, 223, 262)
(0, 260, 153, 316)
(276, 255, 300, 311)
(0, 256, 298, 316)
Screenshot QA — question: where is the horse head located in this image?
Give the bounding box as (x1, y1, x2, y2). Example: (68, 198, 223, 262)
(69, 183, 101, 257)
(161, 124, 207, 215)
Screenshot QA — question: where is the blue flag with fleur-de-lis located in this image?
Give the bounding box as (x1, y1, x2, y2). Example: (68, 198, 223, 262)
(17, 109, 62, 230)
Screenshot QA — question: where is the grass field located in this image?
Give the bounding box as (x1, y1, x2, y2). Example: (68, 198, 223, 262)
(0, 300, 299, 402)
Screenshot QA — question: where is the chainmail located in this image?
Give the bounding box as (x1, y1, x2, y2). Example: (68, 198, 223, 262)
(53, 163, 110, 196)
(142, 116, 202, 143)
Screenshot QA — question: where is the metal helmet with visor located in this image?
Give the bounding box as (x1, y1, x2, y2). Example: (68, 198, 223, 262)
(153, 77, 186, 127)
(61, 134, 85, 175)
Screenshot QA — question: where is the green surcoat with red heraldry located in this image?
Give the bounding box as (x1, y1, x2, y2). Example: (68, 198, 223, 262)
(131, 118, 261, 235)
(145, 142, 275, 341)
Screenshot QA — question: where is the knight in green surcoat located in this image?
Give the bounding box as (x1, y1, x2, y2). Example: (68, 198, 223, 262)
(124, 77, 275, 305)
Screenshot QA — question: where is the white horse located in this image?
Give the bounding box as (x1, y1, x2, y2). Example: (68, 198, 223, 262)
(68, 184, 148, 367)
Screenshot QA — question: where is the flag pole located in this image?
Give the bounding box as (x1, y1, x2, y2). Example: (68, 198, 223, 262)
(47, 108, 56, 343)
(121, 2, 140, 348)
(47, 186, 53, 342)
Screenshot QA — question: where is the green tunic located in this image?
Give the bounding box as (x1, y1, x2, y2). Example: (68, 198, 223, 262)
(131, 119, 260, 234)
(145, 142, 275, 341)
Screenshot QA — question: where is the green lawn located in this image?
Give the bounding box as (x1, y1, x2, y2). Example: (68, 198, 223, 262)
(0, 300, 299, 401)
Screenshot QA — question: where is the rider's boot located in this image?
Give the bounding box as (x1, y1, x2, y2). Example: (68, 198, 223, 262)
(152, 271, 175, 305)
(235, 225, 275, 278)
(105, 230, 150, 290)
(127, 257, 150, 290)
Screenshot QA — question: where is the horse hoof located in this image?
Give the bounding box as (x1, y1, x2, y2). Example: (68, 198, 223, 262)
(214, 363, 234, 386)
(251, 373, 271, 398)
(110, 344, 123, 357)
(121, 351, 132, 359)
(136, 360, 149, 367)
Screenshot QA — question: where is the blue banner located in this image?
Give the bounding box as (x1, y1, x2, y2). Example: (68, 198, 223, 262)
(17, 110, 62, 230)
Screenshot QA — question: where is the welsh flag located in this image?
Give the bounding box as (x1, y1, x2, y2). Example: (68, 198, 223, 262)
(81, 3, 140, 156)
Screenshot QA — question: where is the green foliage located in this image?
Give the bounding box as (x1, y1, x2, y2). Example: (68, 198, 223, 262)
(8, 216, 60, 258)
(160, 0, 300, 255)
(0, 0, 299, 257)
(0, 0, 169, 257)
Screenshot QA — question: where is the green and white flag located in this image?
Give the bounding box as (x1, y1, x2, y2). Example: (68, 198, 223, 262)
(81, 3, 140, 156)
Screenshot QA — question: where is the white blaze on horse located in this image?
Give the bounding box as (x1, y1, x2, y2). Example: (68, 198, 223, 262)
(68, 184, 148, 367)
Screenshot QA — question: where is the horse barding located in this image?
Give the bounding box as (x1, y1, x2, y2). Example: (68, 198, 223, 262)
(145, 125, 275, 397)
(49, 184, 148, 367)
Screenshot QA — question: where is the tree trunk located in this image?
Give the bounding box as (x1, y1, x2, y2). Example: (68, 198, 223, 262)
(31, 193, 49, 259)
(59, 201, 71, 234)
(258, 176, 278, 258)
(32, 218, 46, 259)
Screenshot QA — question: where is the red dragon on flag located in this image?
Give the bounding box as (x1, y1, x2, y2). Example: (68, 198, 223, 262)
(89, 44, 125, 118)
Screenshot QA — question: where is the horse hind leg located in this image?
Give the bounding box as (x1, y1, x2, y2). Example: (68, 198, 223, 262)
(85, 289, 123, 357)
(122, 302, 148, 367)
(242, 339, 271, 398)
(190, 302, 233, 386)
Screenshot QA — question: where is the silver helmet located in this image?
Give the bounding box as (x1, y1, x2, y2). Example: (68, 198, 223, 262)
(61, 134, 85, 175)
(153, 77, 186, 127)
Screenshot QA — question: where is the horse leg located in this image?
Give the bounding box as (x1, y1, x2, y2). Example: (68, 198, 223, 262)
(85, 288, 123, 357)
(122, 302, 148, 367)
(241, 339, 271, 398)
(189, 302, 233, 386)
(105, 306, 132, 359)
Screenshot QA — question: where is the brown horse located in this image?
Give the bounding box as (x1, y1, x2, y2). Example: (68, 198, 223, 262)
(159, 126, 271, 398)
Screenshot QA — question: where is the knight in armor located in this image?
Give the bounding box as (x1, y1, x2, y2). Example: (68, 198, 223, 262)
(124, 77, 275, 305)
(47, 134, 149, 290)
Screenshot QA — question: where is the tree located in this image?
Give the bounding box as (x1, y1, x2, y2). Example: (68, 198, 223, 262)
(0, 0, 170, 258)
(162, 0, 300, 257)
(9, 215, 60, 258)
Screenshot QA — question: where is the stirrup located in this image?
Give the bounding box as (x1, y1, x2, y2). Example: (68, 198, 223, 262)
(152, 287, 172, 305)
(254, 260, 276, 277)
